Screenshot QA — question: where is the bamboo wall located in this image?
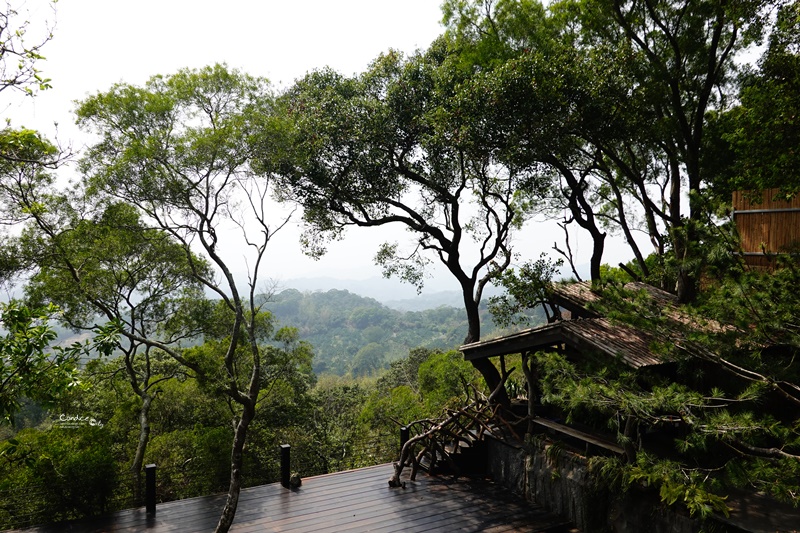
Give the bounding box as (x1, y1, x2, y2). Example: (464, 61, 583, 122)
(732, 189, 800, 269)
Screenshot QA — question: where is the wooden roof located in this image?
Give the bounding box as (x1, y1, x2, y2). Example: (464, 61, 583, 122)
(460, 281, 681, 368)
(548, 281, 603, 317)
(14, 464, 574, 533)
(551, 281, 678, 315)
(460, 317, 667, 369)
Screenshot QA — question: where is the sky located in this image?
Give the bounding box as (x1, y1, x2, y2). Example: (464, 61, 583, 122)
(5, 0, 626, 298)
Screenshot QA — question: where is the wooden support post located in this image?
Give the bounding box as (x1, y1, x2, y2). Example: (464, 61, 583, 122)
(400, 426, 409, 451)
(145, 464, 157, 515)
(280, 444, 291, 488)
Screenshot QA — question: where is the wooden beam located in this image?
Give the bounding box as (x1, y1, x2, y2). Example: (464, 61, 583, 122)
(461, 324, 564, 361)
(532, 417, 624, 455)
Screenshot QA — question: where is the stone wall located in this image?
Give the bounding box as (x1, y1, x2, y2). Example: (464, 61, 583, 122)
(485, 435, 701, 533)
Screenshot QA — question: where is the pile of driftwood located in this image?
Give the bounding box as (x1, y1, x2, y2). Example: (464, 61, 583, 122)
(388, 378, 520, 488)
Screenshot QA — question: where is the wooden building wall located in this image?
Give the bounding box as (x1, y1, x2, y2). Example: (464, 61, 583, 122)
(732, 189, 800, 269)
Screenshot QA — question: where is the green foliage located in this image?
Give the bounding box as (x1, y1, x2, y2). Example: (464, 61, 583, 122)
(0, 127, 60, 287)
(259, 326, 316, 412)
(0, 2, 55, 97)
(269, 33, 538, 366)
(699, 259, 800, 367)
(363, 347, 483, 431)
(418, 350, 481, 411)
(442, 0, 778, 297)
(264, 288, 501, 375)
(4, 0, 800, 528)
(0, 302, 84, 425)
(712, 1, 800, 198)
(350, 343, 386, 377)
(75, 63, 288, 531)
(527, 275, 800, 517)
(0, 426, 117, 528)
(533, 347, 779, 515)
(624, 454, 730, 518)
(362, 385, 428, 430)
(22, 201, 211, 334)
(77, 64, 271, 216)
(442, 0, 553, 67)
(145, 426, 231, 500)
(376, 347, 436, 393)
(298, 379, 375, 473)
(489, 254, 562, 327)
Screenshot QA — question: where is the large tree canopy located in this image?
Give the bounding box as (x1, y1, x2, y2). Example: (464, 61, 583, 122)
(75, 64, 292, 533)
(265, 38, 549, 401)
(17, 199, 211, 478)
(443, 0, 779, 300)
(710, 1, 800, 199)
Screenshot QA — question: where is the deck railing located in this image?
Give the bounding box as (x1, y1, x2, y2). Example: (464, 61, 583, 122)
(0, 430, 400, 530)
(0, 468, 143, 530)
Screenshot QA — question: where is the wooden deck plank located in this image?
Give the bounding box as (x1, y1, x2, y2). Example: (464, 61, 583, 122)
(11, 464, 575, 533)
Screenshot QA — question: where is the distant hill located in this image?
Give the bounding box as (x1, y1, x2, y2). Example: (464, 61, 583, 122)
(43, 285, 544, 377)
(278, 277, 426, 303)
(278, 276, 505, 311)
(264, 288, 535, 376)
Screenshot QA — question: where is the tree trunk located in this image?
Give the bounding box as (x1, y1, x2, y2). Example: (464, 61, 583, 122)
(214, 401, 256, 533)
(675, 223, 699, 304)
(521, 352, 537, 436)
(550, 158, 606, 283)
(131, 394, 153, 502)
(588, 231, 606, 283)
(462, 287, 510, 407)
(610, 183, 649, 278)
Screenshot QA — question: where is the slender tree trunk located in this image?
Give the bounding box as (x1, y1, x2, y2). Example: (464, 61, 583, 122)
(549, 158, 606, 283)
(521, 352, 536, 436)
(132, 394, 153, 474)
(676, 218, 700, 303)
(131, 394, 153, 502)
(215, 400, 256, 533)
(609, 180, 649, 278)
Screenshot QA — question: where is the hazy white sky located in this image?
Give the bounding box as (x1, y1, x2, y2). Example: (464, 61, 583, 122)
(5, 0, 624, 296)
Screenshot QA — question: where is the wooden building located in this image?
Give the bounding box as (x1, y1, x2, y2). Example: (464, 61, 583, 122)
(733, 188, 800, 269)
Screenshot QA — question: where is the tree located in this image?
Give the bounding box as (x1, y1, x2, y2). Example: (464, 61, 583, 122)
(0, 115, 211, 482)
(711, 1, 800, 199)
(0, 425, 118, 527)
(0, 0, 54, 98)
(0, 128, 58, 286)
(0, 302, 84, 426)
(0, 2, 67, 172)
(75, 64, 291, 533)
(489, 254, 562, 327)
(580, 0, 772, 301)
(266, 39, 547, 403)
(0, 133, 103, 430)
(17, 200, 210, 482)
(444, 1, 649, 283)
(443, 0, 776, 300)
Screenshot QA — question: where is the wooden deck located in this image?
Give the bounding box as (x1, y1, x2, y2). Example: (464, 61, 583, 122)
(15, 464, 575, 532)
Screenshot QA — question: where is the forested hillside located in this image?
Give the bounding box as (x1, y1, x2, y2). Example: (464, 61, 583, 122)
(264, 288, 532, 376)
